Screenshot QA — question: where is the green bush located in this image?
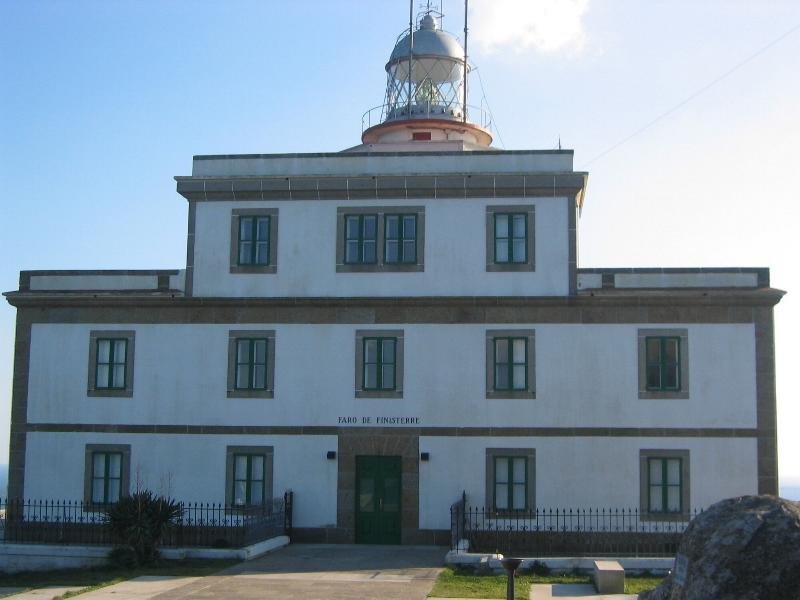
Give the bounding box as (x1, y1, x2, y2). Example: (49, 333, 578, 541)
(104, 491, 183, 566)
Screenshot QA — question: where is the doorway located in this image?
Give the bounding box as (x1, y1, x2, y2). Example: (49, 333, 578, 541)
(355, 455, 402, 544)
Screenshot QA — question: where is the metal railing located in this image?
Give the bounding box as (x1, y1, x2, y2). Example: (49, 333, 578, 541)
(451, 495, 698, 557)
(361, 102, 493, 132)
(0, 491, 293, 548)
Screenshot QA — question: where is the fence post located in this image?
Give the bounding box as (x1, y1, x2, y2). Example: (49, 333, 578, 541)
(284, 491, 293, 538)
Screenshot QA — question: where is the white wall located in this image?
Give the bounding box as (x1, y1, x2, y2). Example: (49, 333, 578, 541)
(418, 436, 758, 529)
(191, 197, 570, 297)
(27, 322, 756, 429)
(24, 432, 338, 528)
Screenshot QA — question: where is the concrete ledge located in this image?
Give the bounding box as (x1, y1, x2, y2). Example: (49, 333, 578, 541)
(0, 535, 289, 574)
(445, 550, 673, 575)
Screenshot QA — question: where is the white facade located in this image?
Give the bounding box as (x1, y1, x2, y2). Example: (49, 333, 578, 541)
(4, 9, 782, 546)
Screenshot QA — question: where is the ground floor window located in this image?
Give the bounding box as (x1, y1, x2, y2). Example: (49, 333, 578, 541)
(639, 449, 690, 518)
(225, 446, 273, 507)
(83, 444, 130, 507)
(485, 448, 535, 513)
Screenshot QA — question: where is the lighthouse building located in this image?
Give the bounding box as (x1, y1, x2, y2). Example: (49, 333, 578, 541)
(5, 9, 781, 545)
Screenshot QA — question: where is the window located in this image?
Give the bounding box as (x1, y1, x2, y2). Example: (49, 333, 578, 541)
(494, 213, 527, 263)
(83, 444, 130, 507)
(639, 450, 690, 518)
(486, 448, 535, 513)
(638, 329, 689, 399)
(227, 330, 275, 398)
(225, 446, 273, 507)
(486, 205, 535, 272)
(238, 215, 270, 265)
(645, 337, 680, 391)
(362, 337, 396, 390)
(235, 338, 268, 390)
(336, 206, 424, 272)
(486, 330, 536, 399)
(87, 331, 135, 397)
(355, 329, 404, 398)
(229, 209, 278, 274)
(384, 214, 417, 264)
(345, 214, 378, 264)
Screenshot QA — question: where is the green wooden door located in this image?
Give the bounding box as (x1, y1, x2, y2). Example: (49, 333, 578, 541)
(355, 455, 402, 544)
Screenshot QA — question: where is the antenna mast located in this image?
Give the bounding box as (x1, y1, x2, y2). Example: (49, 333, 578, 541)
(462, 0, 468, 122)
(407, 0, 414, 116)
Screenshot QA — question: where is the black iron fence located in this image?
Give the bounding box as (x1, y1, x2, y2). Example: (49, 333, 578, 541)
(0, 491, 293, 548)
(451, 496, 698, 557)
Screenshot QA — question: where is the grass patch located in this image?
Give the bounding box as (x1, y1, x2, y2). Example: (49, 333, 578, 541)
(0, 558, 239, 599)
(624, 575, 664, 594)
(431, 566, 664, 599)
(430, 566, 590, 599)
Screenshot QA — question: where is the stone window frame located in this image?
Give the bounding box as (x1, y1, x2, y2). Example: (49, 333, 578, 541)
(227, 330, 276, 398)
(638, 328, 689, 399)
(225, 445, 274, 507)
(639, 449, 691, 521)
(87, 330, 135, 398)
(486, 329, 536, 399)
(83, 443, 131, 509)
(336, 206, 425, 273)
(354, 329, 404, 399)
(485, 448, 536, 514)
(229, 208, 279, 274)
(485, 205, 535, 272)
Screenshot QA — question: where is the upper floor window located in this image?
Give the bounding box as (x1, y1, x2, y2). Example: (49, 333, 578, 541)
(494, 213, 527, 264)
(486, 329, 536, 399)
(96, 338, 128, 389)
(345, 214, 378, 264)
(486, 205, 535, 272)
(354, 329, 404, 398)
(87, 330, 135, 397)
(230, 209, 278, 274)
(337, 207, 424, 272)
(645, 336, 681, 391)
(238, 216, 270, 266)
(638, 329, 689, 400)
(384, 214, 417, 264)
(363, 336, 396, 391)
(227, 330, 275, 398)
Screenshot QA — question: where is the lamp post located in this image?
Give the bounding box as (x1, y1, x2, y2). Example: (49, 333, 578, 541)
(500, 557, 522, 600)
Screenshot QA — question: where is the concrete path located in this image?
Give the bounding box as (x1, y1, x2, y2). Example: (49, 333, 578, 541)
(531, 583, 637, 599)
(152, 543, 446, 600)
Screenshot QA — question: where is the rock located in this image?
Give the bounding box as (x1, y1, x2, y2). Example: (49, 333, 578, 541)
(639, 495, 800, 600)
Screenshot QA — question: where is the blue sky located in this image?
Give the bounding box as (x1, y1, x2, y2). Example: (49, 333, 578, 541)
(1, 0, 799, 493)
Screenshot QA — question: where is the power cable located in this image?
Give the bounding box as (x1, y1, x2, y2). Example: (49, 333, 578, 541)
(580, 22, 800, 169)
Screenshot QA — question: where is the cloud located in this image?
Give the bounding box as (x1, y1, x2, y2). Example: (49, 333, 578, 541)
(469, 0, 590, 55)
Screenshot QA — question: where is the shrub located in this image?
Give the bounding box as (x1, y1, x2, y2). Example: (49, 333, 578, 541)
(530, 560, 551, 576)
(104, 490, 183, 566)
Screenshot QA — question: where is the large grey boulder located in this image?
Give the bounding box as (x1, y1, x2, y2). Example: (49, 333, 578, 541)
(640, 495, 800, 600)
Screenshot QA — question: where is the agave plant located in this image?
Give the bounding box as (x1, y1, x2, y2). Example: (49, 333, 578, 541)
(104, 490, 183, 566)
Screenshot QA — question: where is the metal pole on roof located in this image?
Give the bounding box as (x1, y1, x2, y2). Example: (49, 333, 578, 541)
(408, 0, 414, 116)
(463, 0, 468, 122)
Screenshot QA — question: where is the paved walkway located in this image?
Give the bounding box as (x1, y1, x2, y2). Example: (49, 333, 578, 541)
(153, 543, 445, 600)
